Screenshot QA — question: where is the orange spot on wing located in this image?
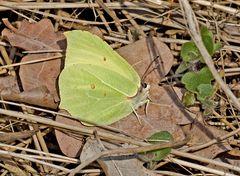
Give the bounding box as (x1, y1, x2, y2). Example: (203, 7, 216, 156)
(90, 84, 96, 89)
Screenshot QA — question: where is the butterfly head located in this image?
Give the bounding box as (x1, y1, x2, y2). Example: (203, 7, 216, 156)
(131, 84, 150, 110)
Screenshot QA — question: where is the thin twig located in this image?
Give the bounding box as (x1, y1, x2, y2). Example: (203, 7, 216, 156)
(172, 149, 240, 173)
(192, 0, 240, 17)
(166, 157, 237, 176)
(0, 149, 71, 173)
(0, 108, 147, 146)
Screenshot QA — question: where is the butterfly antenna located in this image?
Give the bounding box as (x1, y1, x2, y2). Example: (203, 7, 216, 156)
(145, 35, 187, 111)
(141, 58, 157, 85)
(141, 36, 166, 86)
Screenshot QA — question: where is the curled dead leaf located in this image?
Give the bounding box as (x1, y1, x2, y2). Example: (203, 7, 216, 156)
(2, 19, 65, 107)
(55, 110, 84, 158)
(81, 139, 157, 176)
(0, 86, 56, 109)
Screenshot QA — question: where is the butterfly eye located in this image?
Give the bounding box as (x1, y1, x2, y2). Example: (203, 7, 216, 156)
(141, 82, 148, 88)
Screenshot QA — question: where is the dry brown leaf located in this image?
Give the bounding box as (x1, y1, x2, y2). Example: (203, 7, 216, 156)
(185, 117, 232, 159)
(19, 54, 62, 104)
(117, 37, 174, 84)
(0, 86, 56, 109)
(80, 139, 158, 176)
(2, 19, 65, 106)
(55, 110, 84, 158)
(114, 39, 194, 141)
(228, 149, 240, 157)
(111, 85, 194, 141)
(0, 76, 19, 93)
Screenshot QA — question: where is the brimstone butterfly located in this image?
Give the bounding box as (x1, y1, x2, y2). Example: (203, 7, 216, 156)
(59, 30, 149, 125)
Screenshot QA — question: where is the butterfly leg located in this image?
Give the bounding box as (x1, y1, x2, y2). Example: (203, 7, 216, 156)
(132, 107, 143, 125)
(144, 99, 150, 118)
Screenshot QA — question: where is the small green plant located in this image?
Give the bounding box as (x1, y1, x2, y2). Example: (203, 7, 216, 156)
(176, 26, 221, 74)
(176, 26, 221, 107)
(139, 131, 173, 169)
(181, 67, 214, 106)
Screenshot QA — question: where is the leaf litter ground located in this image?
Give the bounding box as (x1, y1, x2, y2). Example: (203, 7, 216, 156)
(0, 1, 240, 175)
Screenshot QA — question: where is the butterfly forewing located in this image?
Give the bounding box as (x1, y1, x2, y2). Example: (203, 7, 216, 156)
(64, 31, 140, 91)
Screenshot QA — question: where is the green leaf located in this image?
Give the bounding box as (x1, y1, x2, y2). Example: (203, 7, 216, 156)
(175, 61, 189, 74)
(140, 131, 173, 162)
(59, 30, 149, 125)
(213, 42, 222, 53)
(181, 67, 214, 93)
(180, 42, 201, 62)
(201, 26, 214, 55)
(197, 84, 214, 101)
(182, 91, 196, 106)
